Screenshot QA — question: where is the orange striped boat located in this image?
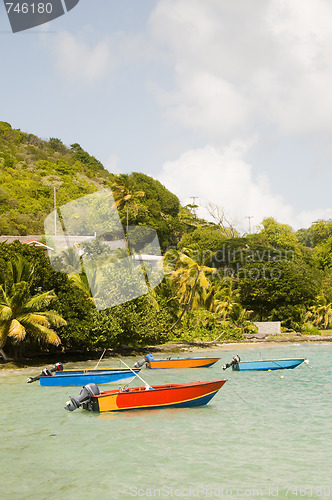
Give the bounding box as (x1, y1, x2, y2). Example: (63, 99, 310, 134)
(64, 380, 227, 412)
(135, 353, 220, 369)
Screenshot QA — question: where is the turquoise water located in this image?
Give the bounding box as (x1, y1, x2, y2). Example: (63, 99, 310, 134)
(1, 344, 331, 500)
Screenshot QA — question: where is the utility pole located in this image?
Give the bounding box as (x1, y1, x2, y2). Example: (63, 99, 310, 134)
(191, 196, 199, 217)
(245, 215, 253, 234)
(53, 186, 57, 236)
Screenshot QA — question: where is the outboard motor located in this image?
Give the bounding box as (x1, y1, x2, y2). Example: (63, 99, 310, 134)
(134, 358, 146, 368)
(134, 353, 154, 368)
(27, 362, 64, 383)
(222, 355, 241, 370)
(64, 383, 100, 411)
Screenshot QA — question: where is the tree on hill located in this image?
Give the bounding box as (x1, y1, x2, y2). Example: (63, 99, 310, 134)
(310, 220, 332, 247)
(178, 226, 227, 252)
(132, 173, 180, 219)
(205, 202, 238, 238)
(111, 174, 145, 238)
(258, 217, 299, 251)
(70, 143, 106, 175)
(312, 236, 332, 270)
(48, 137, 67, 154)
(130, 172, 182, 249)
(238, 259, 320, 324)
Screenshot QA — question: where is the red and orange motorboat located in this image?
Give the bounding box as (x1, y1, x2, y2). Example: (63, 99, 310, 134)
(64, 379, 227, 413)
(134, 353, 220, 369)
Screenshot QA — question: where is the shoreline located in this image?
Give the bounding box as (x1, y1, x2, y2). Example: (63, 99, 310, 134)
(154, 338, 332, 352)
(0, 335, 331, 372)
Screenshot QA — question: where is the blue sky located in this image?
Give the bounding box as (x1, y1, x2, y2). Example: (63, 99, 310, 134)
(1, 0, 332, 232)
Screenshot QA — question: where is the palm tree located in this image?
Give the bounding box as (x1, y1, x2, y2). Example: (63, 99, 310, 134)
(68, 268, 104, 308)
(164, 248, 216, 332)
(305, 296, 332, 330)
(0, 257, 66, 359)
(214, 280, 241, 320)
(56, 247, 82, 273)
(194, 277, 248, 326)
(111, 174, 145, 238)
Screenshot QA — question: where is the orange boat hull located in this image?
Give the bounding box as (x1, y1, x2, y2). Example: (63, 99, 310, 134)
(147, 358, 220, 369)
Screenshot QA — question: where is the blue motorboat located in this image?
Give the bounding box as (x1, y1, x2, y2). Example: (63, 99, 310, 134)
(222, 355, 306, 371)
(27, 363, 141, 386)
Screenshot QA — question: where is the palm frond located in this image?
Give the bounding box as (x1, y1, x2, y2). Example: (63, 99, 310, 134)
(24, 290, 57, 311)
(0, 305, 12, 321)
(35, 311, 67, 328)
(68, 272, 92, 297)
(19, 313, 51, 328)
(8, 319, 26, 341)
(10, 282, 31, 309)
(0, 322, 10, 348)
(0, 286, 10, 306)
(198, 272, 209, 290)
(7, 256, 34, 285)
(25, 323, 61, 346)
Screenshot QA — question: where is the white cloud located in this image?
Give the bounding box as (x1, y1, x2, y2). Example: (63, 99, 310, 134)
(158, 143, 331, 230)
(149, 0, 332, 139)
(104, 153, 121, 174)
(50, 30, 152, 84)
(151, 69, 249, 140)
(150, 0, 332, 228)
(53, 32, 112, 83)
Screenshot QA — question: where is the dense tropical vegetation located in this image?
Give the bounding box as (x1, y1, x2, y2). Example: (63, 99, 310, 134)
(0, 121, 331, 359)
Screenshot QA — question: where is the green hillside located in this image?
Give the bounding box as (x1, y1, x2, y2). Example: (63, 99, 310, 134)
(0, 121, 191, 248)
(0, 121, 110, 234)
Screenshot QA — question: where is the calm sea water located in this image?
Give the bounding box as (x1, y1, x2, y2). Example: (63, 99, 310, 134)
(0, 343, 331, 500)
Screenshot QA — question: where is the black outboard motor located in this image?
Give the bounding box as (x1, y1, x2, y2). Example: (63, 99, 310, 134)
(134, 353, 154, 368)
(134, 358, 146, 368)
(27, 362, 64, 383)
(222, 355, 241, 370)
(64, 383, 100, 411)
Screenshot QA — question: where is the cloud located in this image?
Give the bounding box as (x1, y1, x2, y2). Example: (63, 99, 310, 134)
(149, 0, 332, 139)
(50, 30, 153, 84)
(150, 0, 332, 229)
(151, 69, 249, 140)
(158, 142, 331, 230)
(104, 153, 121, 174)
(52, 32, 112, 83)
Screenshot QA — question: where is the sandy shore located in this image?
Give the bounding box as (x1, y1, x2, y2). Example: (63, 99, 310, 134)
(1, 334, 331, 373)
(147, 337, 332, 353)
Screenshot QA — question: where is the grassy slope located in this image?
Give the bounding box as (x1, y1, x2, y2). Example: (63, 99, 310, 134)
(0, 121, 113, 235)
